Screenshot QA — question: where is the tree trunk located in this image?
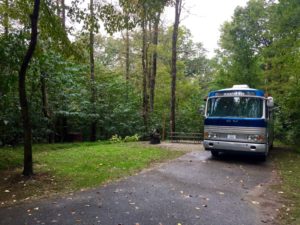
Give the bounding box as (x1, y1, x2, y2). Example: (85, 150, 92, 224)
(125, 24, 130, 82)
(142, 17, 149, 133)
(150, 13, 160, 112)
(56, 0, 60, 17)
(89, 0, 96, 141)
(125, 25, 130, 100)
(40, 73, 54, 143)
(170, 0, 182, 133)
(61, 0, 65, 30)
(147, 22, 152, 91)
(3, 0, 9, 36)
(18, 0, 40, 176)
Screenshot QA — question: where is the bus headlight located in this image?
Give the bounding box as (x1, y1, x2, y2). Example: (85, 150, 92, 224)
(247, 134, 265, 142)
(204, 132, 217, 139)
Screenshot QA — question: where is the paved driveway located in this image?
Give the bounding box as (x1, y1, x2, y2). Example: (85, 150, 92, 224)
(0, 145, 280, 225)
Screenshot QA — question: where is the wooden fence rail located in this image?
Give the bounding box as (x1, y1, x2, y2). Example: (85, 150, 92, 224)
(168, 132, 203, 143)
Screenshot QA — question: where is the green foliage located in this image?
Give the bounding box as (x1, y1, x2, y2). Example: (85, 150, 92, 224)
(263, 0, 300, 145)
(109, 134, 140, 143)
(212, 0, 300, 145)
(109, 134, 123, 143)
(214, 0, 270, 89)
(124, 134, 140, 142)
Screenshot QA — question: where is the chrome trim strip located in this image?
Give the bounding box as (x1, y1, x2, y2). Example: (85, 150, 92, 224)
(203, 140, 267, 153)
(204, 125, 266, 134)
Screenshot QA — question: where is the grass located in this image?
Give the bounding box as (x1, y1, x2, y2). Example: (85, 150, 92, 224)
(0, 142, 184, 206)
(272, 143, 300, 225)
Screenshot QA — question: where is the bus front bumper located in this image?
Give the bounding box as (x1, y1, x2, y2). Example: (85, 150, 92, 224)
(203, 140, 267, 153)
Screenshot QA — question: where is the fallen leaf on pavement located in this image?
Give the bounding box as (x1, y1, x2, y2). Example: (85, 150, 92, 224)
(251, 201, 260, 205)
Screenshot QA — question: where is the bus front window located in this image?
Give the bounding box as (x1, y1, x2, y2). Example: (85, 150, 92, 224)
(206, 97, 263, 118)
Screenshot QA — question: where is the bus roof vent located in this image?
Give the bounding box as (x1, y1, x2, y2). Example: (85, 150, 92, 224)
(232, 84, 249, 89)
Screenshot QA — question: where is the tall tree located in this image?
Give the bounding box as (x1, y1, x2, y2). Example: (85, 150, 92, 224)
(3, 0, 9, 36)
(19, 0, 40, 176)
(89, 0, 97, 141)
(149, 12, 160, 112)
(216, 0, 270, 88)
(141, 3, 149, 132)
(61, 0, 66, 30)
(170, 0, 182, 133)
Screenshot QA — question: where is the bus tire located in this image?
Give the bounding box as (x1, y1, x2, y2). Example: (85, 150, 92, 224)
(260, 154, 267, 162)
(211, 150, 219, 157)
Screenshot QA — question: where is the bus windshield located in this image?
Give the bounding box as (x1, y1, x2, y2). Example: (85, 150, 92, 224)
(206, 97, 263, 118)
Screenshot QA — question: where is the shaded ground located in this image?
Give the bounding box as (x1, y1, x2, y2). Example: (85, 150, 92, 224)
(0, 143, 283, 225)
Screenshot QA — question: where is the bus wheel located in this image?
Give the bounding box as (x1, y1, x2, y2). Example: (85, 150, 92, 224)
(211, 151, 219, 157)
(259, 154, 267, 162)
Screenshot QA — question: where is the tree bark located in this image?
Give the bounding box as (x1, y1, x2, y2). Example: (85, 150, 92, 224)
(18, 0, 40, 176)
(89, 0, 96, 141)
(142, 17, 149, 133)
(170, 0, 182, 133)
(125, 21, 130, 82)
(56, 0, 60, 17)
(147, 22, 152, 91)
(40, 73, 54, 143)
(3, 0, 9, 36)
(150, 13, 160, 112)
(61, 0, 65, 30)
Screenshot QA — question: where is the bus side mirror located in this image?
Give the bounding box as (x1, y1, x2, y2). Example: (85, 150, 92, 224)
(267, 97, 274, 108)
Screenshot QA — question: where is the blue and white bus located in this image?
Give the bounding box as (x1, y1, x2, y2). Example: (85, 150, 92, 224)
(203, 85, 274, 160)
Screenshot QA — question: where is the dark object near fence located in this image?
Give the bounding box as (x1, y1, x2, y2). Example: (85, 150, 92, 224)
(150, 129, 161, 144)
(169, 132, 202, 143)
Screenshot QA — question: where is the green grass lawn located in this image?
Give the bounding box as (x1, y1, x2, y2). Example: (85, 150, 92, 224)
(272, 144, 300, 225)
(0, 142, 184, 205)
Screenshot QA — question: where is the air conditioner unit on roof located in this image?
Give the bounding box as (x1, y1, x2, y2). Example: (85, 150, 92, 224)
(232, 84, 249, 89)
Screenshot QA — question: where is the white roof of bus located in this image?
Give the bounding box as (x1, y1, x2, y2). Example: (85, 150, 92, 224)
(219, 84, 256, 91)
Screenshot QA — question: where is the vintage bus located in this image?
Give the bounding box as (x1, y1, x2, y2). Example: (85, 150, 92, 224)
(203, 85, 274, 160)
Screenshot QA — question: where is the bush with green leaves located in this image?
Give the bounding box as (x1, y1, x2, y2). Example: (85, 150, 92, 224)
(109, 134, 123, 143)
(124, 134, 140, 142)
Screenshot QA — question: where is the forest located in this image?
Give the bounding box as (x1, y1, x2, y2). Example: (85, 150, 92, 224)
(0, 0, 299, 169)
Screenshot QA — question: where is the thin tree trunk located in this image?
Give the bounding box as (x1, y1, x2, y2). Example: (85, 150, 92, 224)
(125, 24, 130, 82)
(162, 112, 166, 141)
(89, 0, 96, 141)
(142, 17, 148, 132)
(147, 22, 152, 91)
(170, 0, 182, 133)
(125, 24, 130, 100)
(18, 0, 40, 176)
(40, 73, 54, 143)
(3, 0, 9, 36)
(61, 0, 65, 30)
(150, 13, 160, 112)
(56, 0, 60, 17)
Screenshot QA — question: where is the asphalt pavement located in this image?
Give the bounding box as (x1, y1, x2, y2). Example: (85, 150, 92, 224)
(0, 147, 279, 225)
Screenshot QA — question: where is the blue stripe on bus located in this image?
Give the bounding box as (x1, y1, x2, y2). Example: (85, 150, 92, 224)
(204, 118, 266, 127)
(208, 90, 264, 97)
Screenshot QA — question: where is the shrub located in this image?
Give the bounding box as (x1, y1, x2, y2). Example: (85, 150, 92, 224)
(124, 134, 140, 142)
(109, 134, 123, 143)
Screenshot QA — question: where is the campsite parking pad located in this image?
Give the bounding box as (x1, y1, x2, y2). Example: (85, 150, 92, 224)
(0, 144, 281, 225)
